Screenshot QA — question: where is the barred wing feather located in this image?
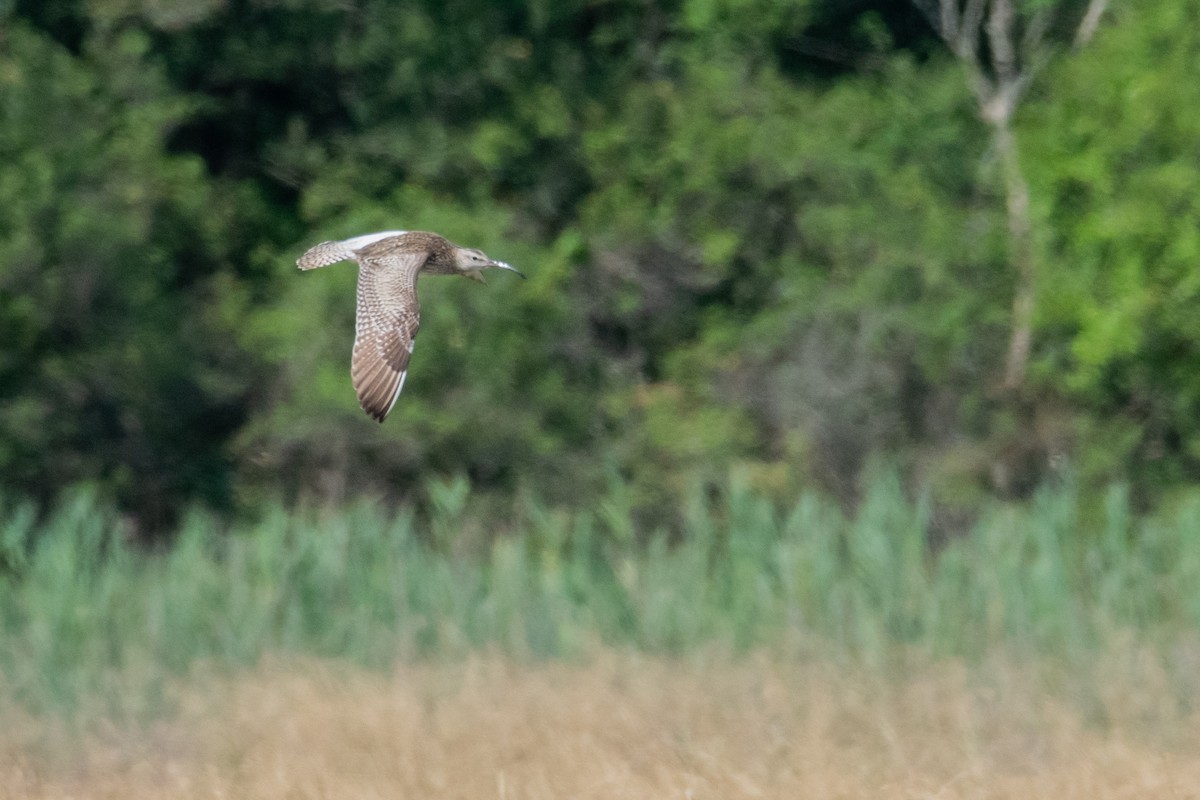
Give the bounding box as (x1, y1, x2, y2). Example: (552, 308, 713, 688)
(351, 252, 425, 422)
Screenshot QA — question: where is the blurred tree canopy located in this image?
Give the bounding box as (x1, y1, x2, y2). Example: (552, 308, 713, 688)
(1, 0, 1197, 532)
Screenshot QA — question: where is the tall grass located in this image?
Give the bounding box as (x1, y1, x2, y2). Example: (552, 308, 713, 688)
(2, 472, 1199, 714)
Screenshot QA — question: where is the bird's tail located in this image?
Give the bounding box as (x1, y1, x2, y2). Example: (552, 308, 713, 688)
(297, 240, 355, 270)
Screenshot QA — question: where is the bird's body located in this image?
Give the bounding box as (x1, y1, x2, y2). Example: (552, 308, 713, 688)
(297, 230, 523, 422)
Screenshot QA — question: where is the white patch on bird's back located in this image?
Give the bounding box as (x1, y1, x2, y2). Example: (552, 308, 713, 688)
(343, 231, 408, 252)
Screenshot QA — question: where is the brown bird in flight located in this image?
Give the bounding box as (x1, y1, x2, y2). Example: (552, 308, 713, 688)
(297, 230, 524, 422)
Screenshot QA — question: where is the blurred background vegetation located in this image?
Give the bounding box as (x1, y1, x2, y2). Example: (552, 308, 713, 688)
(2, 0, 1198, 537)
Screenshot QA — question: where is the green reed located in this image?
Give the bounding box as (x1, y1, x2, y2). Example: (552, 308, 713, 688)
(2, 472, 1199, 715)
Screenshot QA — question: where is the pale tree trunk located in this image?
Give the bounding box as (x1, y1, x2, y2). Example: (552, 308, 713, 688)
(982, 0, 1039, 390)
(915, 0, 1108, 392)
(993, 120, 1035, 389)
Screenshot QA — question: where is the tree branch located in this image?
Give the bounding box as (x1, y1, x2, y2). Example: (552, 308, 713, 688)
(1074, 0, 1110, 48)
(986, 0, 1018, 86)
(959, 0, 988, 60)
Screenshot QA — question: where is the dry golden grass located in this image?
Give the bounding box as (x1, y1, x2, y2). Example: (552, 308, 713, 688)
(3, 652, 1198, 799)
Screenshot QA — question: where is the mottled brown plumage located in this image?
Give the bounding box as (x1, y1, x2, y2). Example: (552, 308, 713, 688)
(297, 230, 524, 422)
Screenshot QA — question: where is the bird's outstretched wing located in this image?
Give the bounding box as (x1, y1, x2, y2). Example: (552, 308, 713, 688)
(352, 251, 426, 422)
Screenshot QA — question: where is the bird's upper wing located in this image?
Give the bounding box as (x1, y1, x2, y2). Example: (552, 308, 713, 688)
(352, 250, 426, 422)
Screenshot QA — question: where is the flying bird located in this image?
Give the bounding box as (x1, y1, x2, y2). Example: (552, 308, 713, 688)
(297, 230, 524, 422)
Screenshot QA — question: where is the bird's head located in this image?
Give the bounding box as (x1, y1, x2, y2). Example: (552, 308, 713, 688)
(454, 247, 525, 284)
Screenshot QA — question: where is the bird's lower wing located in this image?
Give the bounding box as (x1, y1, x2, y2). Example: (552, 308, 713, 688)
(352, 257, 423, 422)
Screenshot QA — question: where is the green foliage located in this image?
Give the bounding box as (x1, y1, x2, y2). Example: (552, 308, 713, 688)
(0, 21, 260, 523)
(2, 0, 1199, 526)
(1025, 2, 1200, 487)
(3, 474, 1199, 715)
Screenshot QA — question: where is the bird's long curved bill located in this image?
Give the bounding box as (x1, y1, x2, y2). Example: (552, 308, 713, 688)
(490, 260, 526, 279)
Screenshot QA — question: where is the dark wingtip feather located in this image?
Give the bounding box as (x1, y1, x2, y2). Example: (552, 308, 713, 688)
(359, 390, 391, 423)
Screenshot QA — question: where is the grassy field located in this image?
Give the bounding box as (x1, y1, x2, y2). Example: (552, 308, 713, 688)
(2, 474, 1200, 796)
(4, 653, 1199, 799)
